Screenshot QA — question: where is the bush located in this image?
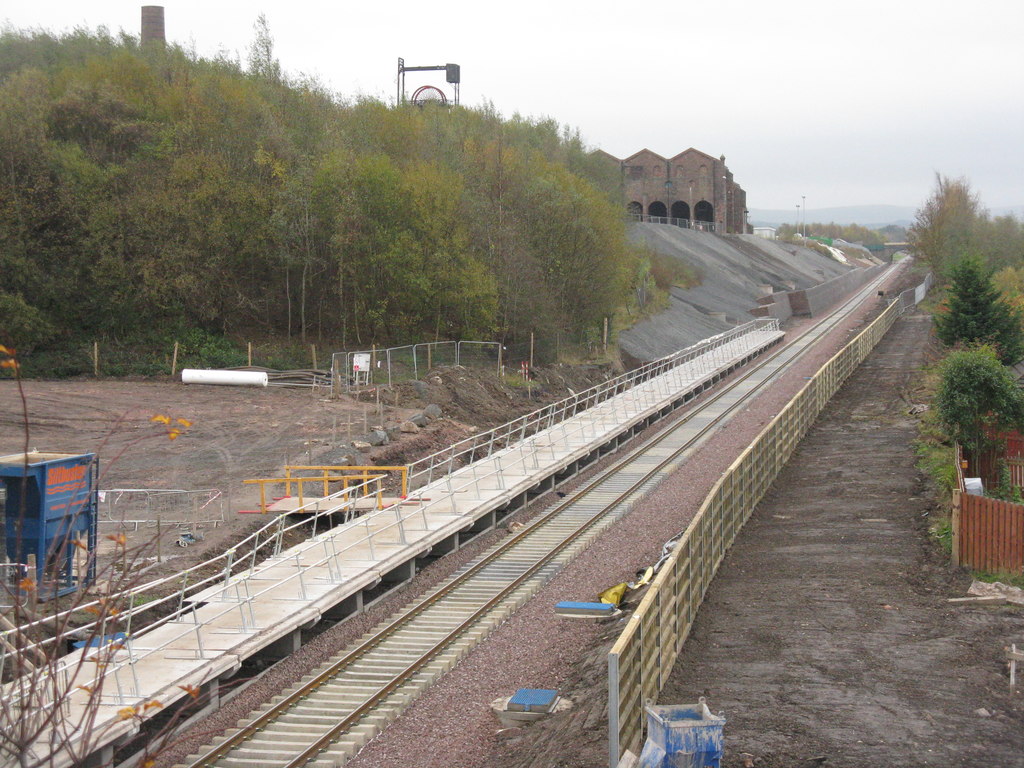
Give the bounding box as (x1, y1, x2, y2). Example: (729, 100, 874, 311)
(178, 329, 247, 369)
(935, 345, 1024, 463)
(0, 292, 55, 352)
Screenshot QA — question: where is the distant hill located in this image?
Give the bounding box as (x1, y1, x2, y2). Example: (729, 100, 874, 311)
(749, 205, 916, 228)
(750, 204, 1024, 229)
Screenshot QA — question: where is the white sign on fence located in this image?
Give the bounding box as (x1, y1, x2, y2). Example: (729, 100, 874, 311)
(352, 353, 371, 372)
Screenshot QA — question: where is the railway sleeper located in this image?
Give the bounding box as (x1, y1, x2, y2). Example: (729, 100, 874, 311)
(215, 747, 307, 768)
(382, 630, 452, 644)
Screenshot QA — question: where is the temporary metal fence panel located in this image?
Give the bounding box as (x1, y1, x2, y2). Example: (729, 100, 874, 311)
(98, 488, 225, 530)
(457, 341, 502, 372)
(607, 272, 934, 767)
(331, 341, 500, 394)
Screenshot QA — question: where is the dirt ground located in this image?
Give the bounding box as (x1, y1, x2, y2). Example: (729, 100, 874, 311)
(0, 363, 613, 579)
(659, 313, 1024, 767)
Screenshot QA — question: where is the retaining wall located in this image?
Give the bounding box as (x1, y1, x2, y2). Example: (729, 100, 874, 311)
(787, 264, 887, 317)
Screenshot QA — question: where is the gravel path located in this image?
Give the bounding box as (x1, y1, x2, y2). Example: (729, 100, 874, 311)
(152, 267, 915, 768)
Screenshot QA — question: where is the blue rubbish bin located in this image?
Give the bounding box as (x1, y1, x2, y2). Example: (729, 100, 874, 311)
(637, 697, 725, 768)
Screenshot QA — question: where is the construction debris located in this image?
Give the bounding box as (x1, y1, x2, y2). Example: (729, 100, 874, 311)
(554, 601, 619, 619)
(966, 580, 1024, 606)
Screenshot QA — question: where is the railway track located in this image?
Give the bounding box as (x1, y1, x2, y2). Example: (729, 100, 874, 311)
(178, 270, 897, 768)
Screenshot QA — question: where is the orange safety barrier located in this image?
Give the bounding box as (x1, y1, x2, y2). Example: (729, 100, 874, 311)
(243, 474, 385, 514)
(283, 465, 408, 497)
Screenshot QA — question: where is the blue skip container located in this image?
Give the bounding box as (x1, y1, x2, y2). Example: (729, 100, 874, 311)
(637, 698, 725, 768)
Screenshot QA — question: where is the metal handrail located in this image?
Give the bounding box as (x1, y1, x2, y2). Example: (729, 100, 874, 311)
(407, 320, 778, 491)
(2, 323, 780, 713)
(630, 213, 717, 232)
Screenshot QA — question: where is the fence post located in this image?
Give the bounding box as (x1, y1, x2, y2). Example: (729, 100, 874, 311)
(248, 341, 253, 366)
(530, 331, 535, 371)
(311, 344, 317, 370)
(171, 341, 179, 378)
(951, 489, 962, 567)
(93, 341, 99, 377)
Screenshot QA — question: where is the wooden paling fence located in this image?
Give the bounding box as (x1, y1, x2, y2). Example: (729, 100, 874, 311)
(607, 277, 927, 767)
(954, 493, 1024, 573)
(971, 430, 1024, 489)
(954, 444, 1024, 574)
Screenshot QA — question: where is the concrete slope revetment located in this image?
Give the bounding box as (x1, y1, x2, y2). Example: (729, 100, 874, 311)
(620, 224, 859, 361)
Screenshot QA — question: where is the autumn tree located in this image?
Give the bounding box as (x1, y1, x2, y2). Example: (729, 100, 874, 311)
(0, 24, 642, 371)
(909, 174, 983, 276)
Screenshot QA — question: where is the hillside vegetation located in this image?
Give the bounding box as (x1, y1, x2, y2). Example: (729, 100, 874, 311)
(0, 26, 647, 373)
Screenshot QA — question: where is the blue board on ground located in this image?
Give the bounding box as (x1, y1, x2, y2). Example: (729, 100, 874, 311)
(554, 600, 615, 616)
(508, 688, 558, 712)
(72, 632, 128, 650)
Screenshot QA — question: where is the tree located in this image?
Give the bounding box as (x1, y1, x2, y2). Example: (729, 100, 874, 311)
(935, 345, 1024, 472)
(909, 174, 982, 276)
(246, 14, 281, 82)
(934, 254, 1024, 364)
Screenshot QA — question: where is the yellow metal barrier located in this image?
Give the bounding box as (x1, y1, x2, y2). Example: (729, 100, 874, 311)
(608, 298, 906, 766)
(282, 465, 408, 498)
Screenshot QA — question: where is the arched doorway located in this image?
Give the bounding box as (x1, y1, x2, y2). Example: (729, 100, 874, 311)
(694, 200, 714, 222)
(670, 201, 690, 220)
(648, 201, 667, 218)
(627, 201, 643, 217)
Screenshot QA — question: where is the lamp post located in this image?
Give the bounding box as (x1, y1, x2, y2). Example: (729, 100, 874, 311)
(796, 204, 800, 240)
(802, 195, 806, 238)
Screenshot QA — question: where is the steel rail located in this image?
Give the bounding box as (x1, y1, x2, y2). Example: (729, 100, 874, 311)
(185, 266, 897, 768)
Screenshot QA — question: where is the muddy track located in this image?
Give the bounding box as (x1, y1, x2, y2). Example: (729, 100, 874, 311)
(660, 313, 1024, 767)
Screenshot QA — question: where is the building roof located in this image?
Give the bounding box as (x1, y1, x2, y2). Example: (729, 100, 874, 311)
(622, 148, 667, 164)
(669, 147, 720, 164)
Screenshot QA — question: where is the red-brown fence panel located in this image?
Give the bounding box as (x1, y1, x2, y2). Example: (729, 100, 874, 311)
(958, 492, 1024, 574)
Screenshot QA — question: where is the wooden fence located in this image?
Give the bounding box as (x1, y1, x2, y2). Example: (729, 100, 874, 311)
(953, 443, 1024, 574)
(970, 430, 1024, 489)
(954, 492, 1024, 573)
(606, 274, 929, 767)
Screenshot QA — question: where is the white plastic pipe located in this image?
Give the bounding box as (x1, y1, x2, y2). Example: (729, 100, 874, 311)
(181, 369, 268, 387)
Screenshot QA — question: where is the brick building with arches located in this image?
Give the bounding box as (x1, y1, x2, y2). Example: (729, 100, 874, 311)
(594, 148, 748, 234)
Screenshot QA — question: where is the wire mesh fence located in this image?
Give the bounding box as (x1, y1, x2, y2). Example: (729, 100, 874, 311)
(97, 488, 225, 531)
(331, 341, 501, 393)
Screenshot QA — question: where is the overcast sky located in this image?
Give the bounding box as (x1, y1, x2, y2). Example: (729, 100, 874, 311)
(4, 0, 1023, 212)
